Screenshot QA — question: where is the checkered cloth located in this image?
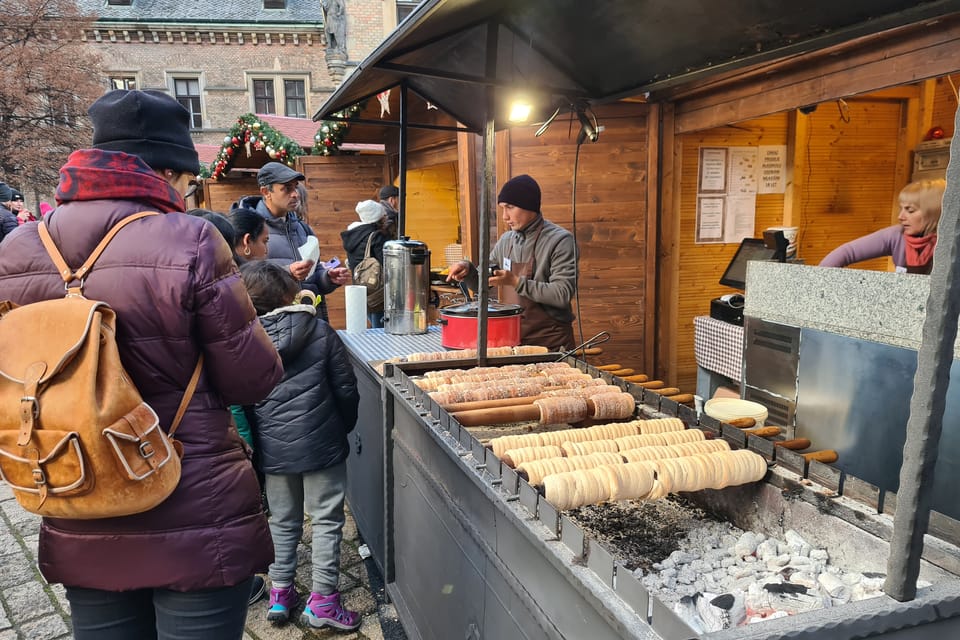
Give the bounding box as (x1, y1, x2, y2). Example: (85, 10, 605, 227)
(694, 315, 745, 382)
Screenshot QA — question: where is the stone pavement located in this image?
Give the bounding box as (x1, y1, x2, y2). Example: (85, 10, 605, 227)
(0, 483, 405, 640)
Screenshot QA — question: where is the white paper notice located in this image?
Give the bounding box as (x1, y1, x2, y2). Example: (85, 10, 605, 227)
(298, 236, 320, 279)
(723, 195, 757, 243)
(696, 197, 725, 243)
(758, 145, 787, 194)
(728, 147, 758, 195)
(699, 147, 727, 193)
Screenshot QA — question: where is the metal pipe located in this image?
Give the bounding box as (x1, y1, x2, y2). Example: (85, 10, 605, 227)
(476, 18, 498, 366)
(398, 82, 408, 239)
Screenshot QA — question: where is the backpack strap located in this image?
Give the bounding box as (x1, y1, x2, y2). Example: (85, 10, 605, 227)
(169, 355, 203, 438)
(38, 211, 160, 292)
(364, 231, 375, 259)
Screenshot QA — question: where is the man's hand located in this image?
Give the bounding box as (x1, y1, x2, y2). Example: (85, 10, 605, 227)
(488, 268, 519, 289)
(327, 266, 351, 285)
(288, 259, 314, 281)
(445, 260, 470, 282)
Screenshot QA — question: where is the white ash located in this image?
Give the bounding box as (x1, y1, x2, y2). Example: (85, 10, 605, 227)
(638, 520, 928, 632)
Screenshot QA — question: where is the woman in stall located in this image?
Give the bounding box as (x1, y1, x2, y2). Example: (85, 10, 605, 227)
(819, 179, 945, 274)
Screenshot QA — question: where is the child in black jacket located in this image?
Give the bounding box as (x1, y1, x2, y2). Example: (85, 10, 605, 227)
(240, 261, 361, 630)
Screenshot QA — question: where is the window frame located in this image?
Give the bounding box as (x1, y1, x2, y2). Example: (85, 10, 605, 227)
(170, 75, 203, 129)
(108, 75, 138, 91)
(246, 73, 310, 118)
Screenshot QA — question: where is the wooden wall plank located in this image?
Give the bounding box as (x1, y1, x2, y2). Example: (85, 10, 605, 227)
(503, 102, 653, 376)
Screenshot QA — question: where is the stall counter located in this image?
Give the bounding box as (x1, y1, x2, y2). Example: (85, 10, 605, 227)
(336, 326, 443, 575)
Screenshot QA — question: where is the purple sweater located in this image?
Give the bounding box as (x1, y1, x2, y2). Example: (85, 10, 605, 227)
(819, 225, 905, 268)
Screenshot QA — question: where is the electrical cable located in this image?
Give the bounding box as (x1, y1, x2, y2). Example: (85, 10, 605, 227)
(572, 132, 585, 349)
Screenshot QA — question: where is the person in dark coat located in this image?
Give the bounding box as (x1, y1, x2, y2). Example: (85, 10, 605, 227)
(0, 89, 283, 639)
(340, 199, 388, 327)
(239, 260, 361, 631)
(0, 182, 19, 243)
(233, 163, 350, 321)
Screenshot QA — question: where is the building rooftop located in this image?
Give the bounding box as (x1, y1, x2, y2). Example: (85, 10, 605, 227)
(76, 0, 323, 25)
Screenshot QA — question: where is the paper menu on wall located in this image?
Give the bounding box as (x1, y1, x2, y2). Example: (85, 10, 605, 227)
(299, 236, 320, 279)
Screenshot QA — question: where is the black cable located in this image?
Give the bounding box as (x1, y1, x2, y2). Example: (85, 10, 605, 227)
(572, 136, 584, 349)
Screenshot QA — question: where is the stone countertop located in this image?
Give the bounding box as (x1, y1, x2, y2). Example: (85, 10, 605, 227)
(743, 261, 959, 355)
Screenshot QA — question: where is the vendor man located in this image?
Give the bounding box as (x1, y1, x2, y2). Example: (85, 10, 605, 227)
(234, 162, 350, 318)
(447, 174, 578, 351)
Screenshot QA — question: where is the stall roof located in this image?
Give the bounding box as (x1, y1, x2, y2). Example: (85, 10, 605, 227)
(314, 0, 960, 131)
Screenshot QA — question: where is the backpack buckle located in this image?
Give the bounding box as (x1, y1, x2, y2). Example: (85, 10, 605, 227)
(20, 396, 39, 419)
(32, 467, 46, 486)
(139, 441, 156, 459)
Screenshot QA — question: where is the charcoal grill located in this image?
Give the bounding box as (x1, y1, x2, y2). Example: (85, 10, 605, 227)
(379, 356, 960, 640)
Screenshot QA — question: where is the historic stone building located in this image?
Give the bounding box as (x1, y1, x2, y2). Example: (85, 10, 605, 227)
(76, 0, 407, 147)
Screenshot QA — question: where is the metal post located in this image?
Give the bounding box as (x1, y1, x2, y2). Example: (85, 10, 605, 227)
(398, 82, 408, 239)
(885, 105, 960, 600)
(476, 19, 498, 366)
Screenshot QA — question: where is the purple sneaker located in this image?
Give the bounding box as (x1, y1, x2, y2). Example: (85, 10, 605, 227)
(300, 591, 361, 631)
(266, 584, 299, 624)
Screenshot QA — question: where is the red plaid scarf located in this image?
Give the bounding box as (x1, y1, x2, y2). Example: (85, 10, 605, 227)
(55, 149, 185, 213)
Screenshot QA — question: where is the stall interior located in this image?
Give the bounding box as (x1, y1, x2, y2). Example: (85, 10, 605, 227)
(673, 73, 960, 393)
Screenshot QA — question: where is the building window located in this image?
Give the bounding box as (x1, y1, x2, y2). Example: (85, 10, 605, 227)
(109, 76, 137, 90)
(253, 79, 275, 114)
(263, 0, 285, 7)
(284, 79, 306, 118)
(249, 76, 309, 118)
(396, 0, 418, 24)
(173, 78, 202, 129)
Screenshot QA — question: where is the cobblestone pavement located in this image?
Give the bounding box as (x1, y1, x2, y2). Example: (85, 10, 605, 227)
(0, 483, 404, 640)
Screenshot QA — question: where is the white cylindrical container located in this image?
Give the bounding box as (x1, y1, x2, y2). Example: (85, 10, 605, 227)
(345, 285, 367, 334)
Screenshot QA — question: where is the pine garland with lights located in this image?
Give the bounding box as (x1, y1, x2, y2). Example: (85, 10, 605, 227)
(313, 102, 366, 156)
(204, 114, 304, 179)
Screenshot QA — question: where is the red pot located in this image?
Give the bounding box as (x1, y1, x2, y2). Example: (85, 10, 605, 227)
(440, 302, 522, 349)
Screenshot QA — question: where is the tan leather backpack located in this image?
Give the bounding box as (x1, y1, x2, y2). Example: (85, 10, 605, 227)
(0, 212, 201, 519)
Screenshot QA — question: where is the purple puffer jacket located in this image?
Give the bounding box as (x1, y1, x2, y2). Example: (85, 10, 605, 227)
(0, 199, 284, 591)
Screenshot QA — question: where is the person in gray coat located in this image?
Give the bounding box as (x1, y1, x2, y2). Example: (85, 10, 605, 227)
(240, 260, 362, 631)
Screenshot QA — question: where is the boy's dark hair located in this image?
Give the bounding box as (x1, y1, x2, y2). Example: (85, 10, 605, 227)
(186, 208, 240, 265)
(240, 261, 300, 316)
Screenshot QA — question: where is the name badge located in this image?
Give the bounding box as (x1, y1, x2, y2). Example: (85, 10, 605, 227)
(502, 257, 512, 270)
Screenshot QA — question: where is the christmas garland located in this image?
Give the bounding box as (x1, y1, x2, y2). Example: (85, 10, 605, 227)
(204, 114, 304, 179)
(313, 102, 366, 156)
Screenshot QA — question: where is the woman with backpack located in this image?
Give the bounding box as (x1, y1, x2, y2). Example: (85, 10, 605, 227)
(340, 199, 388, 327)
(0, 90, 283, 639)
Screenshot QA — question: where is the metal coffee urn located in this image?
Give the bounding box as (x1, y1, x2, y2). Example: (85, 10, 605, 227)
(383, 238, 431, 335)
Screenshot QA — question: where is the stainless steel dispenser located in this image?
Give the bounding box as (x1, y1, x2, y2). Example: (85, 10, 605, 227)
(383, 238, 431, 335)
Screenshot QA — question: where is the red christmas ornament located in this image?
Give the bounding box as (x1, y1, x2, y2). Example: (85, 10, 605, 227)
(231, 137, 239, 145)
(226, 148, 234, 157)
(324, 138, 333, 147)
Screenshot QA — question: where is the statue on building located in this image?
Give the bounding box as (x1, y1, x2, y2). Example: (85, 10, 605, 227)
(321, 0, 346, 55)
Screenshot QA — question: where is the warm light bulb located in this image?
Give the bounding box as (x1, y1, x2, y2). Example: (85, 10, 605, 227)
(508, 101, 532, 123)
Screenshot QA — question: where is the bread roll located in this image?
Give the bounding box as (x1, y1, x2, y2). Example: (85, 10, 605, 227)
(535, 396, 589, 424)
(589, 392, 637, 419)
(517, 451, 624, 485)
(561, 438, 619, 457)
(501, 445, 564, 468)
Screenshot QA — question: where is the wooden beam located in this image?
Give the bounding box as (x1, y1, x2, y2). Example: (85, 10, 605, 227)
(782, 109, 807, 228)
(457, 131, 479, 263)
(674, 17, 960, 133)
(657, 103, 680, 384)
(644, 103, 661, 375)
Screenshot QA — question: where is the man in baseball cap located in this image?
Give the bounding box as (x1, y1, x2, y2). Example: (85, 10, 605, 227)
(233, 163, 349, 312)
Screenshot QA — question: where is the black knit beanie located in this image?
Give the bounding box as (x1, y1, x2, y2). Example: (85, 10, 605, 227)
(89, 90, 201, 175)
(0, 183, 11, 204)
(497, 174, 541, 213)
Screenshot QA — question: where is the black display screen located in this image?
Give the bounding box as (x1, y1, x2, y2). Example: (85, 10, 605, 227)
(719, 238, 778, 290)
